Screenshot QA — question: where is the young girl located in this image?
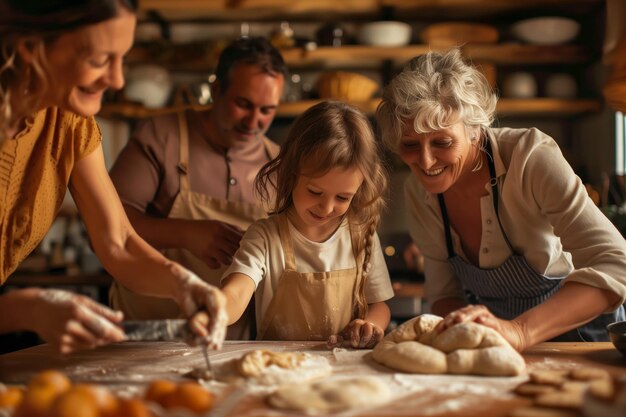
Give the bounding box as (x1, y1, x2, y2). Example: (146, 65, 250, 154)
(221, 101, 394, 348)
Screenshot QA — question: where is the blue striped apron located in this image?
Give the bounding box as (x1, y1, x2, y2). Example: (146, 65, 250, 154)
(437, 139, 624, 342)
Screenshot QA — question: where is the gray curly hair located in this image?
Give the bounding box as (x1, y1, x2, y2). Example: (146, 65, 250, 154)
(376, 48, 497, 152)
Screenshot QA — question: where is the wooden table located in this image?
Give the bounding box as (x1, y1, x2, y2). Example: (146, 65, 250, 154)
(1, 341, 625, 416)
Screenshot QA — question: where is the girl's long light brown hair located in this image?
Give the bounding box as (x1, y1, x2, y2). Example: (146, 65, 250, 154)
(255, 100, 388, 320)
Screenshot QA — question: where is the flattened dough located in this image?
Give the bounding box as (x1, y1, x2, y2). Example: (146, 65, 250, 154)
(215, 350, 332, 386)
(372, 314, 526, 376)
(268, 377, 391, 414)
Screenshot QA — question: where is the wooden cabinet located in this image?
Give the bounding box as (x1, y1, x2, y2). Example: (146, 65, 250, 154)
(101, 0, 606, 119)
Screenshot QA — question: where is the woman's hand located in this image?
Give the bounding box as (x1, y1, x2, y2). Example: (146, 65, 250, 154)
(436, 304, 527, 351)
(327, 319, 385, 349)
(173, 265, 228, 350)
(32, 289, 125, 354)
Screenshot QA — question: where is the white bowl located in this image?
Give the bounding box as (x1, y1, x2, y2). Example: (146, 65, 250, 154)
(512, 17, 580, 45)
(357, 21, 412, 47)
(125, 65, 172, 108)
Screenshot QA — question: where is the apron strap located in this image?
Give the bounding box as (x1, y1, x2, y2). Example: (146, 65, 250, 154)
(437, 133, 515, 258)
(176, 111, 191, 192)
(437, 194, 456, 259)
(277, 214, 297, 271)
(261, 137, 279, 160)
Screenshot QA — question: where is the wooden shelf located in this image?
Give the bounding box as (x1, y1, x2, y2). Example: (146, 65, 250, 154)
(139, 0, 379, 20)
(138, 0, 603, 20)
(127, 44, 592, 71)
(100, 98, 602, 120)
(99, 102, 210, 119)
(495, 98, 602, 116)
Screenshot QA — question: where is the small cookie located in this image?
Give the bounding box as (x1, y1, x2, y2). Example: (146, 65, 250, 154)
(588, 377, 614, 399)
(514, 382, 559, 397)
(534, 391, 583, 409)
(529, 370, 569, 386)
(560, 381, 588, 394)
(508, 406, 580, 417)
(569, 367, 610, 381)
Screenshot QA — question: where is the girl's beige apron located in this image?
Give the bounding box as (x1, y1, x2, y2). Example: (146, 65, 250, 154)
(111, 112, 275, 339)
(257, 214, 364, 341)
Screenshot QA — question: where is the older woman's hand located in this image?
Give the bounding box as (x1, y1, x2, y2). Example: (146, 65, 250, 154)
(33, 289, 125, 354)
(437, 304, 528, 351)
(173, 265, 227, 350)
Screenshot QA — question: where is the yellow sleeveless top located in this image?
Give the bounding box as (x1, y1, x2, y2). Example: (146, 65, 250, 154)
(0, 108, 101, 284)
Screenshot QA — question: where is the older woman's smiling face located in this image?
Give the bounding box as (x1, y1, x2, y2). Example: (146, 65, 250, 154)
(398, 120, 476, 194)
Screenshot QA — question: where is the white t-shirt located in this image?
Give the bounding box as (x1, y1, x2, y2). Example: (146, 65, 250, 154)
(222, 215, 395, 329)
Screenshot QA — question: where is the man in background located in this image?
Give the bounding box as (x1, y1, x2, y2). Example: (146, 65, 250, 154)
(109, 37, 286, 338)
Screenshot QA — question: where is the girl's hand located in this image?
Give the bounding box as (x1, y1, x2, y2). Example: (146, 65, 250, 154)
(327, 319, 385, 349)
(173, 265, 227, 350)
(436, 304, 527, 351)
(33, 289, 125, 354)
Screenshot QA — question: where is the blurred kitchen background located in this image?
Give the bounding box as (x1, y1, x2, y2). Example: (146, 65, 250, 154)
(6, 0, 626, 350)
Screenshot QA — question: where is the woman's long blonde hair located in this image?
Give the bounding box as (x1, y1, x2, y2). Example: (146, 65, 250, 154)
(256, 100, 388, 319)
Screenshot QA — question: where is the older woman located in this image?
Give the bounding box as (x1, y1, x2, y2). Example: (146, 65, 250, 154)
(377, 48, 626, 351)
(0, 0, 226, 353)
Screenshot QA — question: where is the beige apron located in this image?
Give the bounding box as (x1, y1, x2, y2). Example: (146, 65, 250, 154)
(257, 214, 364, 341)
(111, 112, 275, 338)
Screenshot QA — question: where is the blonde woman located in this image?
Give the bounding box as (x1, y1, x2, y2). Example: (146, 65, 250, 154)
(0, 0, 226, 353)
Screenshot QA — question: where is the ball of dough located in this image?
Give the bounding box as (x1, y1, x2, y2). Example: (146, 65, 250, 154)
(372, 314, 526, 377)
(372, 340, 447, 374)
(388, 314, 443, 344)
(432, 322, 507, 353)
(447, 346, 526, 376)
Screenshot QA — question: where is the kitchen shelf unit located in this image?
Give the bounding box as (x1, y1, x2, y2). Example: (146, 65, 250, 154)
(127, 44, 592, 71)
(100, 98, 602, 120)
(112, 0, 606, 121)
(113, 41, 601, 120)
(137, 0, 603, 21)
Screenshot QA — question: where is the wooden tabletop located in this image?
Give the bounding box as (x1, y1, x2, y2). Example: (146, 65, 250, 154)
(1, 341, 625, 416)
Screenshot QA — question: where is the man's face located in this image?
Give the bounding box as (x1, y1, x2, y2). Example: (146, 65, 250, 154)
(210, 63, 284, 149)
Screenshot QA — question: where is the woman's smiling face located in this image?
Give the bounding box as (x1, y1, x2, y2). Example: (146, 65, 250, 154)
(398, 120, 476, 194)
(40, 7, 136, 116)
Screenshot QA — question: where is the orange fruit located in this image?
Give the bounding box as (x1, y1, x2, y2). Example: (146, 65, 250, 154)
(71, 384, 119, 417)
(14, 386, 61, 417)
(49, 387, 99, 417)
(27, 370, 71, 395)
(162, 381, 213, 414)
(0, 386, 25, 408)
(13, 370, 73, 417)
(143, 379, 176, 407)
(115, 398, 152, 417)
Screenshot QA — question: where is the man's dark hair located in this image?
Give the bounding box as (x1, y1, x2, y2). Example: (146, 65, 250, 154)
(214, 36, 287, 92)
